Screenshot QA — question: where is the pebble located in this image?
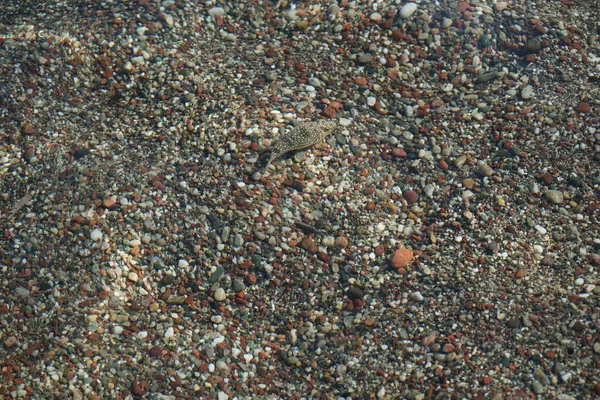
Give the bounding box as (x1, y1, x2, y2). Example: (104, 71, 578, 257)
(402, 190, 418, 204)
(575, 102, 591, 113)
(358, 53, 373, 64)
(208, 7, 225, 17)
(214, 288, 226, 301)
(90, 229, 103, 241)
(546, 190, 564, 204)
(531, 381, 544, 394)
(521, 85, 534, 100)
(232, 279, 245, 292)
(164, 327, 175, 340)
(391, 248, 413, 269)
(346, 287, 364, 300)
(4, 336, 17, 348)
(410, 292, 424, 302)
(399, 3, 418, 18)
(477, 160, 494, 177)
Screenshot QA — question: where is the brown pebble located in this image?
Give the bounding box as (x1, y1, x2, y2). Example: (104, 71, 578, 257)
(575, 102, 591, 113)
(300, 237, 318, 254)
(442, 344, 455, 353)
(392, 147, 407, 158)
(572, 321, 586, 332)
(131, 381, 147, 396)
(4, 336, 17, 348)
(24, 146, 35, 161)
(335, 236, 349, 249)
(594, 383, 600, 395)
(391, 248, 413, 269)
(463, 179, 475, 189)
(515, 269, 525, 278)
(364, 317, 376, 326)
(403, 190, 418, 204)
(148, 346, 163, 357)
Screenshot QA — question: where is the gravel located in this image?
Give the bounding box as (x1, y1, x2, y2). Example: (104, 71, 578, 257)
(1, 0, 599, 399)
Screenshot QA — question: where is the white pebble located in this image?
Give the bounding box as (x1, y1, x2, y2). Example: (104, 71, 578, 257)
(574, 278, 584, 286)
(535, 225, 547, 235)
(533, 245, 543, 254)
(399, 3, 418, 18)
(208, 7, 225, 17)
(411, 292, 424, 302)
(339, 118, 352, 127)
(90, 229, 103, 241)
(178, 259, 189, 268)
(367, 97, 377, 107)
(214, 288, 226, 301)
(217, 392, 228, 400)
(164, 327, 175, 340)
(112, 326, 124, 335)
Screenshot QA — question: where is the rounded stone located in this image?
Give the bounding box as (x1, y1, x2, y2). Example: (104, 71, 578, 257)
(214, 288, 226, 301)
(399, 3, 418, 18)
(391, 248, 414, 269)
(403, 190, 418, 204)
(546, 190, 564, 204)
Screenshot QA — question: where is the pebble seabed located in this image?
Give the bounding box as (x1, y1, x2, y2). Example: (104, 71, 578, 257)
(1, 0, 599, 399)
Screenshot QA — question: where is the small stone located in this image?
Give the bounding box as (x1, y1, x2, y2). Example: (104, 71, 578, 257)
(392, 147, 407, 158)
(346, 287, 364, 300)
(148, 346, 163, 357)
(575, 102, 590, 113)
(217, 392, 229, 400)
(127, 272, 138, 282)
(391, 248, 414, 269)
(233, 279, 245, 292)
(399, 2, 418, 18)
(112, 326, 124, 335)
(521, 85, 534, 100)
(403, 190, 418, 204)
(571, 320, 585, 332)
(14, 287, 30, 299)
(524, 38, 542, 53)
(286, 356, 301, 366)
(531, 381, 544, 394)
(546, 190, 564, 204)
(90, 229, 103, 241)
(209, 266, 225, 283)
(24, 146, 35, 161)
(496, 1, 508, 11)
(477, 160, 494, 177)
(410, 292, 424, 302)
(4, 336, 17, 348)
(214, 288, 226, 301)
(369, 12, 382, 23)
(335, 236, 349, 249)
(164, 327, 175, 340)
(131, 381, 147, 396)
(358, 53, 373, 64)
(208, 7, 225, 17)
(506, 318, 521, 329)
(300, 237, 318, 254)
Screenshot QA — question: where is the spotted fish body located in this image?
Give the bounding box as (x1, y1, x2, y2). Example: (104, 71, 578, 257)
(264, 120, 337, 170)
